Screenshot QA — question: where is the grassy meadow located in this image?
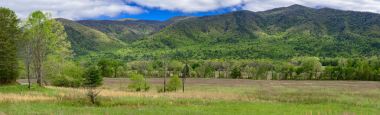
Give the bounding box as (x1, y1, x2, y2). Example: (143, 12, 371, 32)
(0, 79, 379, 114)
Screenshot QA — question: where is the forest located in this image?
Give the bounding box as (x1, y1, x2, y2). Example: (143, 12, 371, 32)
(1, 5, 380, 114)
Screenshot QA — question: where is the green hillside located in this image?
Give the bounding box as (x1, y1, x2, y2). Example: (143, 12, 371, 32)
(77, 19, 164, 42)
(75, 16, 193, 42)
(59, 5, 380, 60)
(131, 5, 380, 60)
(56, 18, 124, 55)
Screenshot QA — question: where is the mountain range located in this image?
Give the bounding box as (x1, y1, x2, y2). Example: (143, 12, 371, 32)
(57, 5, 380, 59)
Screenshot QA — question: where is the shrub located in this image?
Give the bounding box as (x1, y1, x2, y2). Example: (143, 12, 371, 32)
(44, 56, 84, 87)
(86, 88, 101, 105)
(166, 75, 182, 92)
(128, 73, 150, 91)
(83, 66, 103, 87)
(230, 67, 241, 79)
(51, 76, 83, 87)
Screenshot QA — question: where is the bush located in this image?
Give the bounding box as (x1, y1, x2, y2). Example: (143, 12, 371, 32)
(44, 56, 84, 87)
(51, 76, 83, 87)
(86, 88, 101, 105)
(83, 66, 102, 87)
(166, 75, 182, 92)
(128, 73, 150, 91)
(230, 67, 241, 79)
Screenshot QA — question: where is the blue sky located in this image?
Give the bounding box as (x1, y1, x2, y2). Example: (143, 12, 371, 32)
(93, 6, 240, 21)
(1, 0, 380, 21)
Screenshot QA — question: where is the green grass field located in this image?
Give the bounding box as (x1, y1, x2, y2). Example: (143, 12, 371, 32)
(0, 79, 379, 114)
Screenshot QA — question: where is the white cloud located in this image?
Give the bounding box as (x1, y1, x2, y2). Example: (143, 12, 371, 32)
(129, 0, 380, 14)
(0, 0, 144, 20)
(241, 0, 380, 13)
(2, 0, 380, 20)
(127, 0, 244, 12)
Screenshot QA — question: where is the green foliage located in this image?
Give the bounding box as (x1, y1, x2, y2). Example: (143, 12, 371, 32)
(83, 66, 103, 87)
(110, 60, 123, 78)
(77, 20, 164, 42)
(128, 73, 150, 91)
(166, 75, 182, 92)
(0, 7, 20, 84)
(230, 67, 241, 79)
(97, 59, 113, 77)
(292, 57, 322, 80)
(56, 18, 124, 55)
(23, 11, 72, 86)
(55, 5, 380, 61)
(44, 55, 84, 87)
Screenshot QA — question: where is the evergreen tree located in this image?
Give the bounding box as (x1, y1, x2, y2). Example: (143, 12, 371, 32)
(83, 66, 102, 87)
(0, 7, 20, 84)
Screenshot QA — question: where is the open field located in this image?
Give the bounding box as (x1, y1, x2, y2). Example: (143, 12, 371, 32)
(1, 79, 379, 114)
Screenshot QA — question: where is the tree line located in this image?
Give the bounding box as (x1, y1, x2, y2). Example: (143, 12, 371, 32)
(0, 8, 86, 87)
(98, 57, 380, 81)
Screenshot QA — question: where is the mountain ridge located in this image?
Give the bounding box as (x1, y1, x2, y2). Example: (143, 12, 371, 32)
(57, 5, 380, 59)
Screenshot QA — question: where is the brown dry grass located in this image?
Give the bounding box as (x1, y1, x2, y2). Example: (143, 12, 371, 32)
(9, 79, 380, 104)
(0, 93, 54, 102)
(49, 86, 242, 101)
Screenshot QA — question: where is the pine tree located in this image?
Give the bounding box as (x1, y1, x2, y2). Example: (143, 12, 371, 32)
(83, 66, 103, 87)
(0, 7, 20, 84)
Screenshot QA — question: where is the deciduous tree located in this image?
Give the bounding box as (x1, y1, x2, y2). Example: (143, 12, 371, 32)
(23, 11, 71, 86)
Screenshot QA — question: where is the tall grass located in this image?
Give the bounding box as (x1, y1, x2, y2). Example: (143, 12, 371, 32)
(0, 81, 379, 114)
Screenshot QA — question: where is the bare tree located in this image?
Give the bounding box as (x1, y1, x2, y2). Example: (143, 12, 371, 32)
(86, 87, 101, 105)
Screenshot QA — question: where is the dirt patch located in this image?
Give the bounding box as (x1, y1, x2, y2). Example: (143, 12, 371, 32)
(19, 78, 380, 90)
(101, 78, 380, 89)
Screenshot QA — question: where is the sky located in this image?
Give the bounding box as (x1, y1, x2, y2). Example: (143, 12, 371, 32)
(1, 0, 380, 21)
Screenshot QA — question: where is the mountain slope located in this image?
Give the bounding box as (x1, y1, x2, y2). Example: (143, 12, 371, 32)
(56, 18, 124, 55)
(77, 19, 165, 42)
(76, 16, 195, 42)
(130, 5, 380, 59)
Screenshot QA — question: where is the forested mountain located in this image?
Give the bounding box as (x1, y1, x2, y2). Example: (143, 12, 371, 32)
(56, 18, 125, 55)
(77, 19, 164, 42)
(75, 16, 194, 42)
(59, 5, 380, 59)
(131, 4, 380, 59)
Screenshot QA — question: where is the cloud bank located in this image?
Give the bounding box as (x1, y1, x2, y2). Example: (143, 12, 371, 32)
(128, 0, 244, 12)
(0, 0, 143, 20)
(1, 0, 380, 20)
(130, 0, 380, 13)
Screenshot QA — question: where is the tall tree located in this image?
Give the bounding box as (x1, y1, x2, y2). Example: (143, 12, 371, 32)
(97, 59, 113, 77)
(110, 60, 123, 78)
(21, 28, 33, 89)
(23, 11, 71, 86)
(181, 64, 190, 92)
(0, 7, 20, 84)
